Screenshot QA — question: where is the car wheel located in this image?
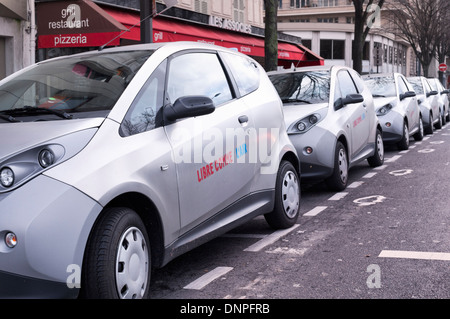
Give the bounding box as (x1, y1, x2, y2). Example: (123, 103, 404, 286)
(81, 207, 151, 299)
(435, 111, 443, 129)
(397, 121, 409, 150)
(264, 161, 300, 229)
(425, 113, 434, 135)
(413, 116, 424, 141)
(368, 129, 384, 167)
(326, 141, 348, 191)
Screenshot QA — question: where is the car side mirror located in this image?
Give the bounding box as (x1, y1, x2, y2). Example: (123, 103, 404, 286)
(164, 95, 215, 121)
(400, 91, 416, 100)
(334, 94, 364, 110)
(426, 90, 438, 97)
(441, 89, 449, 94)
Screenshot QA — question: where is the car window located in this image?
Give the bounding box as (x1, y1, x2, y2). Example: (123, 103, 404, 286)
(408, 78, 424, 94)
(364, 76, 396, 97)
(269, 70, 330, 105)
(335, 70, 358, 102)
(220, 52, 259, 96)
(166, 52, 233, 106)
(120, 60, 166, 136)
(397, 76, 409, 95)
(348, 69, 365, 93)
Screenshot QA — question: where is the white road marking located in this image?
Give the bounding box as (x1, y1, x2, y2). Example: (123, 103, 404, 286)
(243, 224, 300, 252)
(389, 169, 413, 176)
(183, 266, 234, 290)
(378, 250, 450, 261)
(385, 155, 402, 163)
(303, 206, 327, 217)
(328, 192, 348, 201)
(363, 172, 377, 178)
(353, 195, 386, 206)
(348, 181, 364, 188)
(374, 164, 388, 170)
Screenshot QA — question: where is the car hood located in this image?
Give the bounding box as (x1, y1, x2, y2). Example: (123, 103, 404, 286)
(282, 102, 328, 126)
(0, 118, 104, 160)
(372, 96, 397, 108)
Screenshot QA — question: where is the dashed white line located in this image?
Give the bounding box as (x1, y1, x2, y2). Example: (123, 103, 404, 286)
(374, 164, 388, 170)
(348, 181, 364, 188)
(183, 266, 234, 290)
(363, 172, 377, 179)
(385, 155, 402, 163)
(303, 206, 328, 217)
(328, 192, 348, 201)
(243, 224, 300, 252)
(379, 250, 450, 261)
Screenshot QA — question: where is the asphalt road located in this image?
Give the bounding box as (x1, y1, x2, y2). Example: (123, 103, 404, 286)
(148, 123, 450, 302)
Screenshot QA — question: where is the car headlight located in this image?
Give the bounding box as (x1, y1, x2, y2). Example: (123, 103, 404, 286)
(292, 113, 322, 134)
(376, 103, 393, 116)
(0, 167, 14, 188)
(0, 128, 98, 193)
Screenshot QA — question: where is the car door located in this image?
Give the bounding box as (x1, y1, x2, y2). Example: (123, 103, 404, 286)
(163, 50, 256, 234)
(397, 75, 419, 133)
(335, 69, 369, 161)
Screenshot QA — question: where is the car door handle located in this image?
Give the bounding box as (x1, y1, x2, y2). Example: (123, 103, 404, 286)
(238, 115, 249, 124)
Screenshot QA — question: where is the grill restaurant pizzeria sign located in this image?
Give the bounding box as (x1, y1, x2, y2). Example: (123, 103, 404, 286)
(37, 0, 126, 48)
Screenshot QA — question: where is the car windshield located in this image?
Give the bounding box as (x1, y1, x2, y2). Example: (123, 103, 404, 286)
(364, 77, 396, 97)
(0, 50, 154, 122)
(408, 78, 424, 94)
(269, 70, 330, 105)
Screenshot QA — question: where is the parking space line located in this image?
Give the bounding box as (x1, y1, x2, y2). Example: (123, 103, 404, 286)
(348, 181, 364, 188)
(374, 164, 388, 170)
(385, 155, 402, 163)
(363, 172, 377, 178)
(303, 206, 327, 217)
(378, 250, 450, 261)
(183, 266, 234, 290)
(328, 192, 348, 201)
(243, 224, 300, 252)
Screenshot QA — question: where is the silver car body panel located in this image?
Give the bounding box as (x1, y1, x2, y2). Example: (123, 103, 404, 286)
(407, 76, 441, 127)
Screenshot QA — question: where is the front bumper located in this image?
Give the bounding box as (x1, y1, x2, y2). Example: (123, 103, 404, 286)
(0, 175, 102, 298)
(377, 111, 404, 143)
(289, 127, 336, 181)
(0, 270, 78, 299)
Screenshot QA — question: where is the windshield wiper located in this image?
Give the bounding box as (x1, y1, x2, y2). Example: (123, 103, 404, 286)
(372, 94, 386, 97)
(1, 106, 73, 120)
(281, 98, 312, 104)
(0, 112, 20, 122)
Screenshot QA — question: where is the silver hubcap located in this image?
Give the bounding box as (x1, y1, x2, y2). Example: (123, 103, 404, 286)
(115, 227, 149, 299)
(376, 133, 384, 160)
(338, 148, 348, 184)
(404, 124, 409, 146)
(281, 170, 299, 218)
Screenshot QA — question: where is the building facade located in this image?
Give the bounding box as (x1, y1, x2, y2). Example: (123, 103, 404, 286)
(0, 0, 36, 79)
(276, 0, 420, 76)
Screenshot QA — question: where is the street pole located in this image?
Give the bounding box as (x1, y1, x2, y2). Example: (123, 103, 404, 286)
(140, 0, 155, 43)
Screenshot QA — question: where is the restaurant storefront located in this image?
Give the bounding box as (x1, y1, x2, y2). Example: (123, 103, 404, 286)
(36, 0, 323, 68)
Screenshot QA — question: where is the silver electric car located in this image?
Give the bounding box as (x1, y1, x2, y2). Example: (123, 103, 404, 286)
(407, 76, 442, 134)
(428, 77, 449, 124)
(363, 73, 423, 150)
(0, 42, 301, 298)
(268, 65, 384, 191)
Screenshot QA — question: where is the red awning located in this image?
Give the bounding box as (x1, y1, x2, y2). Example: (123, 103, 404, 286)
(102, 6, 322, 65)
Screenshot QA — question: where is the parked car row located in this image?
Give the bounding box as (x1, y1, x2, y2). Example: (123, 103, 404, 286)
(0, 41, 447, 299)
(268, 66, 449, 191)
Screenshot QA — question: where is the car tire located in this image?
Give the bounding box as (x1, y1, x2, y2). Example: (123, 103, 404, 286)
(425, 113, 434, 135)
(325, 141, 348, 191)
(368, 129, 384, 167)
(81, 207, 151, 299)
(413, 116, 424, 141)
(435, 111, 443, 129)
(264, 161, 300, 229)
(397, 121, 409, 151)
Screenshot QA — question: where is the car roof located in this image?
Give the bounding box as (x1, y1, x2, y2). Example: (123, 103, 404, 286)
(267, 64, 346, 76)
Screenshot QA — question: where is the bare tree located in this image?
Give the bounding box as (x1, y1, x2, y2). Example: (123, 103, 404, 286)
(352, 0, 386, 74)
(264, 0, 278, 72)
(385, 0, 450, 77)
